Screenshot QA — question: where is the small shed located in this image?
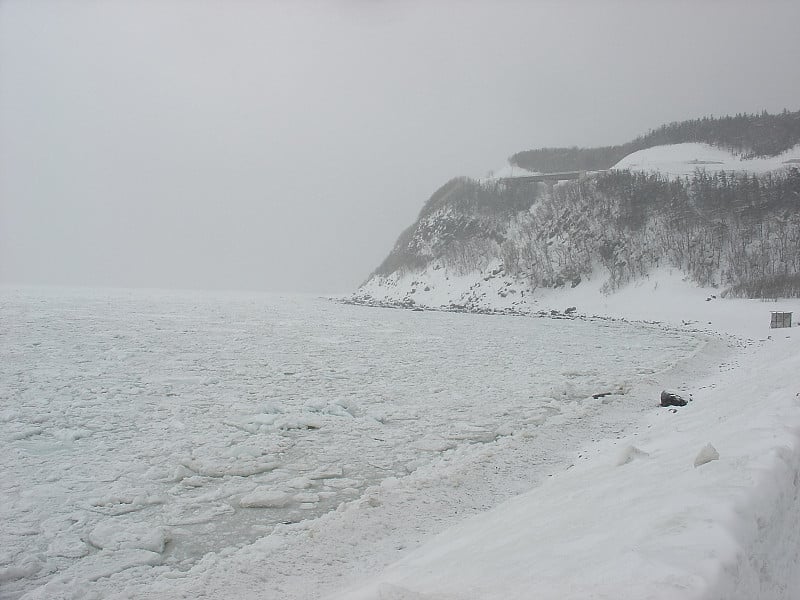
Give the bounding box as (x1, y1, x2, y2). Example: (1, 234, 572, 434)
(770, 311, 793, 328)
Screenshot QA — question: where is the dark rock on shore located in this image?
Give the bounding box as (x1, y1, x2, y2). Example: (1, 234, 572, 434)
(660, 391, 687, 407)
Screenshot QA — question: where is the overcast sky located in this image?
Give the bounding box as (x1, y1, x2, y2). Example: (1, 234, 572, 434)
(2, 0, 800, 293)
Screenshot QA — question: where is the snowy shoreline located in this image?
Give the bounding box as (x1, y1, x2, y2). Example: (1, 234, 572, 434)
(143, 275, 800, 599)
(120, 324, 723, 600)
(328, 275, 800, 599)
(135, 275, 800, 600)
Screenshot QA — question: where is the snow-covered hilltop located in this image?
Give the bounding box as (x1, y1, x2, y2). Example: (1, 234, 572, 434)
(353, 111, 800, 312)
(615, 141, 800, 178)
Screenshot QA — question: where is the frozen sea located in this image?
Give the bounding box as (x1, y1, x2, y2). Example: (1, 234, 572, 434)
(0, 287, 704, 598)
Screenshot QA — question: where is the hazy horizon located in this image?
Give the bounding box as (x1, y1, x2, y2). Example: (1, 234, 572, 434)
(3, 0, 800, 293)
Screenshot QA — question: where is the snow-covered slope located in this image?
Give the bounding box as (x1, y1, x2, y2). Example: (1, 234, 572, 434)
(353, 141, 800, 311)
(613, 142, 800, 178)
(354, 259, 532, 314)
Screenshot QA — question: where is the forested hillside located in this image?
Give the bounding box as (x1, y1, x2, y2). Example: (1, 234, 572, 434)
(516, 169, 800, 297)
(510, 110, 800, 173)
(357, 110, 800, 305)
(365, 168, 800, 300)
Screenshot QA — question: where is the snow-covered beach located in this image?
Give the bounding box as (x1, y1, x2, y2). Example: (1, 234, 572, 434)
(335, 274, 800, 599)
(3, 279, 799, 599)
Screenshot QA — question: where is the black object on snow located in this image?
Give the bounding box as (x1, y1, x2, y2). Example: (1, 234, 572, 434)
(660, 391, 687, 407)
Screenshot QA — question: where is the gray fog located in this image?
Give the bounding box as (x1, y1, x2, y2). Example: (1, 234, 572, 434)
(2, 0, 799, 293)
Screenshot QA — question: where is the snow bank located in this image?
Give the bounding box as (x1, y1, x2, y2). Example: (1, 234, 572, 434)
(333, 340, 800, 600)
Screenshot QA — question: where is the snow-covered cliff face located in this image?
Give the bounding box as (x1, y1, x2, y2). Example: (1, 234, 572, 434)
(354, 143, 800, 310)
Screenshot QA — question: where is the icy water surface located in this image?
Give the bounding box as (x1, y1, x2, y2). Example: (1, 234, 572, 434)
(0, 287, 700, 598)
